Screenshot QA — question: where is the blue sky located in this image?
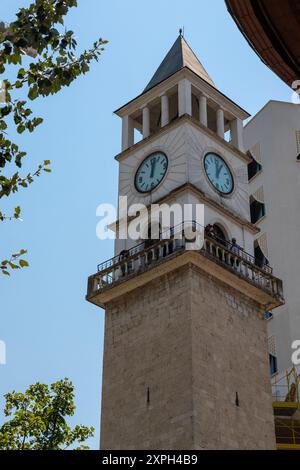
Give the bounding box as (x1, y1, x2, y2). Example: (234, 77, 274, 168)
(0, 0, 292, 449)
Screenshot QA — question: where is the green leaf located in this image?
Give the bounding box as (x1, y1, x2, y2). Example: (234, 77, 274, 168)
(34, 117, 43, 126)
(8, 262, 20, 270)
(14, 206, 21, 218)
(19, 259, 29, 267)
(17, 68, 26, 79)
(17, 124, 25, 134)
(28, 86, 39, 101)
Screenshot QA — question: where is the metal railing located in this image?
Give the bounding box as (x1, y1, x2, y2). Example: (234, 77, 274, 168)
(97, 222, 272, 273)
(273, 367, 300, 449)
(272, 366, 300, 403)
(275, 419, 300, 447)
(87, 222, 283, 301)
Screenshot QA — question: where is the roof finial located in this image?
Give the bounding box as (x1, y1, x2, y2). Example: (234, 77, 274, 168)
(179, 27, 184, 38)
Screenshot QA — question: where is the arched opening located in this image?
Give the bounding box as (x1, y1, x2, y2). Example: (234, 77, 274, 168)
(205, 223, 229, 262)
(254, 241, 269, 268)
(144, 221, 161, 249)
(213, 224, 228, 246)
(250, 196, 266, 224)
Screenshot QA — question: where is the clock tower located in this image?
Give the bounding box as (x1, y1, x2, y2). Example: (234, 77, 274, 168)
(87, 35, 284, 450)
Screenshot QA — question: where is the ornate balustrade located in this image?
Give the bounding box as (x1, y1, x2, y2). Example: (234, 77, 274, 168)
(87, 223, 283, 303)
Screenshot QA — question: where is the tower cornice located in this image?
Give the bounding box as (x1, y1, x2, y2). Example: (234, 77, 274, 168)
(114, 67, 250, 121)
(87, 251, 282, 310)
(115, 113, 252, 164)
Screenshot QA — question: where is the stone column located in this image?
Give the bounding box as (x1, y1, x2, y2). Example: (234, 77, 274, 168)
(142, 106, 150, 139)
(161, 94, 169, 127)
(216, 107, 225, 139)
(199, 94, 208, 127)
(178, 79, 192, 117)
(230, 118, 244, 152)
(122, 115, 134, 151)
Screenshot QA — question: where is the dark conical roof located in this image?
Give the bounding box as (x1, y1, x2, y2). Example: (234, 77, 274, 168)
(144, 35, 215, 92)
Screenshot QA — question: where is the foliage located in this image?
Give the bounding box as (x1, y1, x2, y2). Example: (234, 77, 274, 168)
(0, 248, 28, 276)
(0, 378, 94, 450)
(0, 0, 107, 275)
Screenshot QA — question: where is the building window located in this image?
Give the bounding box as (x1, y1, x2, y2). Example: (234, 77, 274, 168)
(264, 311, 273, 321)
(248, 154, 262, 180)
(268, 335, 277, 376)
(269, 353, 278, 376)
(254, 242, 269, 268)
(296, 131, 300, 160)
(250, 197, 266, 224)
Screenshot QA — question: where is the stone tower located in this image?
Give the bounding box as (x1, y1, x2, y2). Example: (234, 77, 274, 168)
(87, 35, 284, 450)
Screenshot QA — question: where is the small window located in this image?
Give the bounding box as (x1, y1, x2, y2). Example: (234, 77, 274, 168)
(265, 312, 273, 320)
(250, 197, 266, 224)
(269, 353, 278, 376)
(264, 311, 273, 321)
(248, 155, 262, 180)
(254, 242, 269, 268)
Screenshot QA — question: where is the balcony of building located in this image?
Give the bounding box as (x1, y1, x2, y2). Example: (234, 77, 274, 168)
(86, 222, 284, 310)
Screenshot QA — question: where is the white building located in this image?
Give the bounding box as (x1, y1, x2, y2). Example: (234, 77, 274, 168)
(244, 100, 300, 375)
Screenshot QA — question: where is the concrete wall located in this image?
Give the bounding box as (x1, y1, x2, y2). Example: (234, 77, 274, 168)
(244, 100, 300, 373)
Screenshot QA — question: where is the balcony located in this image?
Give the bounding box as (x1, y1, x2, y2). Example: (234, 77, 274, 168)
(86, 223, 284, 309)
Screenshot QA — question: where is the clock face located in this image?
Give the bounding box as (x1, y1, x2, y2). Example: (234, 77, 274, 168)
(135, 152, 168, 193)
(204, 152, 234, 195)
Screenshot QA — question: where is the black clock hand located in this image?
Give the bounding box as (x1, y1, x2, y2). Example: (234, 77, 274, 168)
(150, 158, 156, 178)
(215, 160, 223, 179)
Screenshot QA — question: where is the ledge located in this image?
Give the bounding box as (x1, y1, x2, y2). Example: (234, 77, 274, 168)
(115, 114, 252, 164)
(87, 237, 284, 310)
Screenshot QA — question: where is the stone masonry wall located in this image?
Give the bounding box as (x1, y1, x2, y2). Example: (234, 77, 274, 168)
(101, 266, 194, 450)
(190, 266, 275, 449)
(100, 264, 276, 450)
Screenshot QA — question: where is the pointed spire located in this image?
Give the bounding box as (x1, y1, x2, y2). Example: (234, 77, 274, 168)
(143, 35, 215, 93)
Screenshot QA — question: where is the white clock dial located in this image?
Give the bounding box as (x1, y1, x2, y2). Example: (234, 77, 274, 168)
(135, 152, 168, 193)
(204, 152, 234, 195)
